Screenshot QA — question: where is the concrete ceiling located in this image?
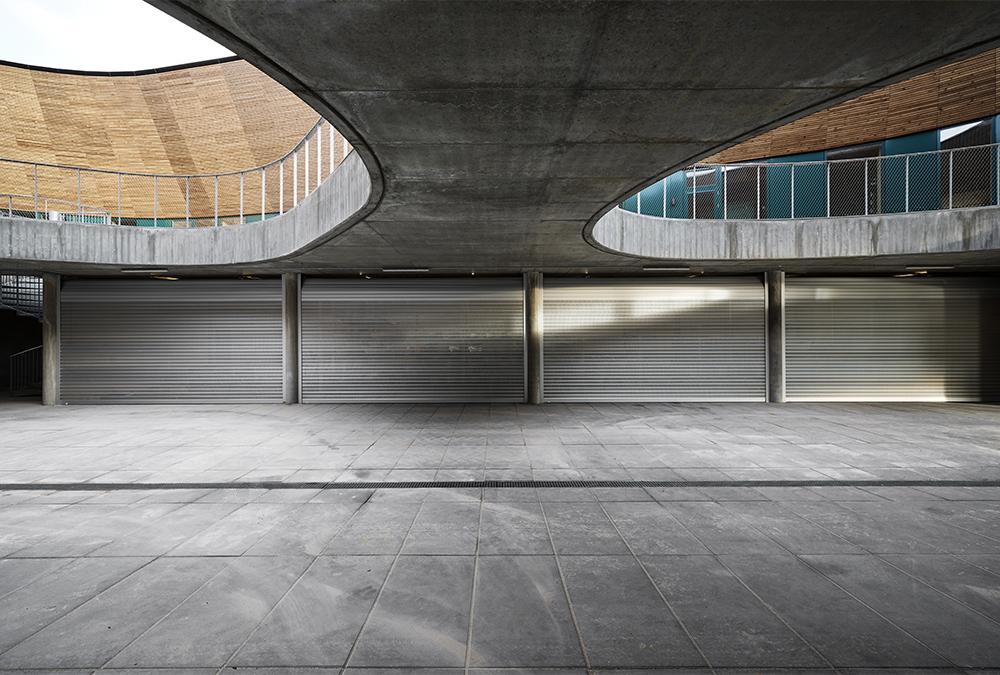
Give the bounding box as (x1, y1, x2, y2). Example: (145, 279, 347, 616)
(90, 2, 1000, 272)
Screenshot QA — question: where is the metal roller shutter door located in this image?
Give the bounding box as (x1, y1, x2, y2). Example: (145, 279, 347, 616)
(543, 277, 766, 402)
(785, 277, 1000, 401)
(61, 279, 283, 403)
(301, 278, 525, 402)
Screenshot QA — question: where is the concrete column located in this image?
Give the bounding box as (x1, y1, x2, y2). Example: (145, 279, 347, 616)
(41, 273, 60, 406)
(765, 270, 785, 403)
(525, 271, 543, 404)
(282, 272, 300, 404)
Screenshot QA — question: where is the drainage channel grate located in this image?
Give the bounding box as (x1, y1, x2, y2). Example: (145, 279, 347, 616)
(1, 479, 999, 491)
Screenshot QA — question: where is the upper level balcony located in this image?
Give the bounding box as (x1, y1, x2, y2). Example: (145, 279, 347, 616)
(0, 118, 352, 229)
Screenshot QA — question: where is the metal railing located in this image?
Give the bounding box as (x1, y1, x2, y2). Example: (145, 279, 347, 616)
(9, 345, 42, 397)
(0, 274, 43, 319)
(0, 118, 352, 228)
(622, 142, 1000, 220)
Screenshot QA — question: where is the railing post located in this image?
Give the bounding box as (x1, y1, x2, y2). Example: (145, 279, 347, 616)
(949, 150, 954, 209)
(692, 167, 697, 219)
(185, 176, 190, 227)
(261, 168, 266, 221)
(305, 140, 310, 197)
(214, 175, 219, 226)
(239, 172, 245, 224)
(756, 165, 761, 219)
(790, 165, 795, 218)
(117, 173, 122, 225)
(279, 160, 285, 214)
(316, 124, 322, 184)
(293, 152, 299, 207)
(7, 194, 11, 218)
(905, 155, 910, 213)
(723, 167, 728, 219)
(76, 169, 81, 218)
(329, 123, 334, 175)
(863, 160, 868, 216)
(825, 162, 830, 217)
(153, 175, 158, 226)
(33, 164, 38, 217)
(636, 185, 641, 214)
(662, 177, 667, 217)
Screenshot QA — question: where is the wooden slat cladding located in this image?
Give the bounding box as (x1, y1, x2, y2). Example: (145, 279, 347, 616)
(0, 59, 318, 175)
(707, 49, 1000, 163)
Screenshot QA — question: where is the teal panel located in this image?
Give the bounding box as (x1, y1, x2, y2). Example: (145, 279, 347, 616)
(621, 194, 638, 213)
(638, 180, 665, 217)
(135, 218, 174, 228)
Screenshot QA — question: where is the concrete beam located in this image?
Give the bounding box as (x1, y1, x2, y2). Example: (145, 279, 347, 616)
(766, 270, 785, 403)
(525, 271, 543, 404)
(41, 273, 60, 406)
(282, 272, 300, 404)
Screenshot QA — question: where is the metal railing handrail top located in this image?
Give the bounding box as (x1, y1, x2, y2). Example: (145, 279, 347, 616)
(9, 345, 42, 359)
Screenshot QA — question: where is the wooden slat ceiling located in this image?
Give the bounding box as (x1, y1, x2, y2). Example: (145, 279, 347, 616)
(705, 48, 1000, 163)
(0, 59, 319, 174)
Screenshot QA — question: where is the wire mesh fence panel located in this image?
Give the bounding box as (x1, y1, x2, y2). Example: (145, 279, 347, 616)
(215, 174, 241, 225)
(620, 143, 1000, 220)
(950, 145, 996, 208)
(262, 163, 281, 219)
(120, 174, 156, 225)
(241, 170, 262, 223)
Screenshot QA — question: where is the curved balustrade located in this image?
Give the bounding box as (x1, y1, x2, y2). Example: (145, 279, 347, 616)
(621, 143, 1000, 220)
(0, 118, 352, 228)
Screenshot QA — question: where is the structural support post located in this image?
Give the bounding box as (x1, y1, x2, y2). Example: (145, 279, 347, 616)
(765, 270, 785, 403)
(282, 272, 300, 404)
(42, 273, 60, 406)
(525, 271, 543, 405)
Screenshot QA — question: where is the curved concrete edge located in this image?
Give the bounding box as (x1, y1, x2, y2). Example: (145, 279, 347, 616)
(587, 205, 1000, 261)
(0, 151, 370, 269)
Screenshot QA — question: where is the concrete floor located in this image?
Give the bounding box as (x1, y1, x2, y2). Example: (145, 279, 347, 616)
(1, 402, 1000, 672)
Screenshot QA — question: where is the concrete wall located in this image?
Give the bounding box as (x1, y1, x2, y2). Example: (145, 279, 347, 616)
(0, 151, 371, 269)
(590, 205, 1000, 261)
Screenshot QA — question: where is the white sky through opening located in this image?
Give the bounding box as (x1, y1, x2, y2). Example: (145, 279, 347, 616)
(0, 0, 233, 71)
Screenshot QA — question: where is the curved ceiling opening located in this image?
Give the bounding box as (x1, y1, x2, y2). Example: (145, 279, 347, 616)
(0, 0, 232, 73)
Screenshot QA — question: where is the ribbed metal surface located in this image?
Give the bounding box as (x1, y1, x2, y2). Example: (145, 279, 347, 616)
(543, 277, 766, 402)
(301, 278, 525, 402)
(786, 277, 1000, 401)
(61, 279, 283, 403)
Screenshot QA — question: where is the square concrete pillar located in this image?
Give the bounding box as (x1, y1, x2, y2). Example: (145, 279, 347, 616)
(282, 272, 300, 404)
(766, 270, 785, 403)
(42, 273, 60, 406)
(525, 271, 543, 404)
